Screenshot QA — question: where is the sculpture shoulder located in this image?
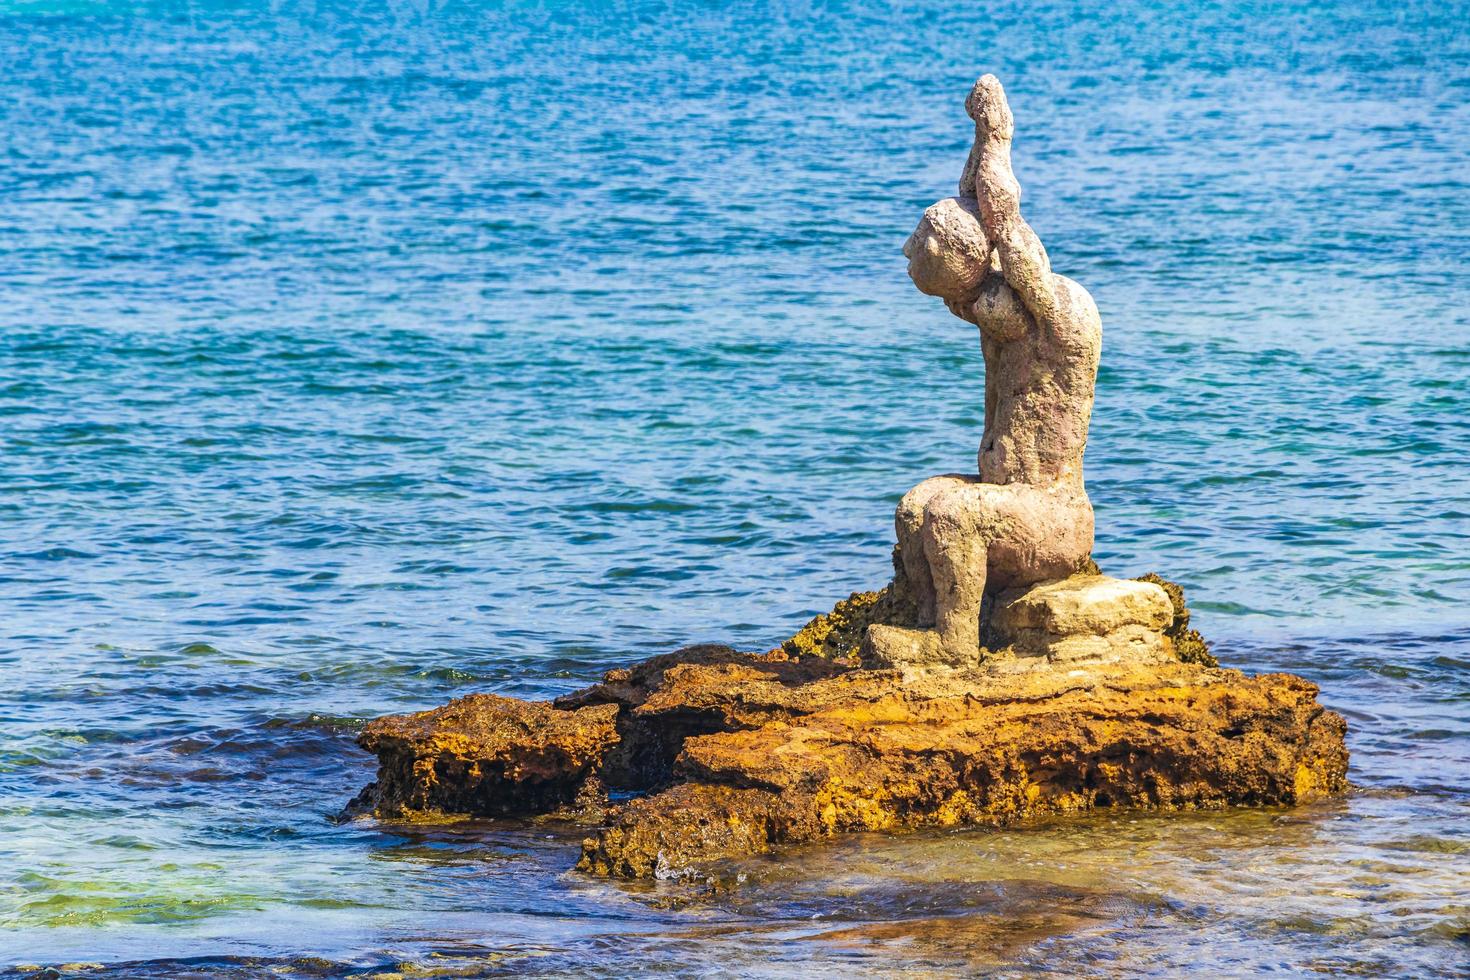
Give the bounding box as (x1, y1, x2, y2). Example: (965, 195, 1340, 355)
(1049, 275, 1102, 355)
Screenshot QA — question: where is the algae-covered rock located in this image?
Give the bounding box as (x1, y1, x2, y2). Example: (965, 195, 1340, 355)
(1136, 572, 1219, 667)
(777, 583, 917, 662)
(345, 693, 619, 821)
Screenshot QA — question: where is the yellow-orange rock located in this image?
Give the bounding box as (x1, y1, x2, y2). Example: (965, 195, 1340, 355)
(574, 657, 1347, 878)
(347, 630, 1348, 879)
(345, 693, 619, 820)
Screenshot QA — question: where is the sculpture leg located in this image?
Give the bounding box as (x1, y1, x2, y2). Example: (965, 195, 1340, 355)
(920, 485, 990, 658)
(881, 477, 1094, 667)
(895, 476, 971, 627)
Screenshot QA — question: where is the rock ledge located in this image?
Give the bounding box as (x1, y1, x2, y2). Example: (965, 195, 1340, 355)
(346, 579, 1348, 881)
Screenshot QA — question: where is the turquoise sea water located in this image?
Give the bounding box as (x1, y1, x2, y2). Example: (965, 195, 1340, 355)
(3, 0, 1469, 975)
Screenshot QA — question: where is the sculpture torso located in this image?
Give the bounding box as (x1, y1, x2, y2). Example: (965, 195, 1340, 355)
(903, 75, 1103, 492)
(978, 274, 1100, 486)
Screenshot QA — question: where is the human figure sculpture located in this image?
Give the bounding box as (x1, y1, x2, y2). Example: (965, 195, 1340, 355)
(885, 75, 1100, 661)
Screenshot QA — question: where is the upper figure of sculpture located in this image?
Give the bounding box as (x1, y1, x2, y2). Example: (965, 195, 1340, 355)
(905, 74, 1101, 485)
(884, 75, 1102, 660)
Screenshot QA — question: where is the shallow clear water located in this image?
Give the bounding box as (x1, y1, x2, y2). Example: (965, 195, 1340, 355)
(2, 0, 1468, 975)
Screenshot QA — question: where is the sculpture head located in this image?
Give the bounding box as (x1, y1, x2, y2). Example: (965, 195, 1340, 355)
(903, 196, 992, 301)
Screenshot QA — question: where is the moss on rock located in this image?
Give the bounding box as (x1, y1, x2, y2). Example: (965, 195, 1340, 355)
(1135, 572, 1218, 668)
(776, 584, 917, 662)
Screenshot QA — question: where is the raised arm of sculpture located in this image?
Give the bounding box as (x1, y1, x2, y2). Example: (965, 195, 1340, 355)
(962, 75, 1062, 331)
(903, 74, 1100, 488)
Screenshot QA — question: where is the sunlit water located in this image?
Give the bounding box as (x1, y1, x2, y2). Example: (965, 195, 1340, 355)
(2, 0, 1468, 976)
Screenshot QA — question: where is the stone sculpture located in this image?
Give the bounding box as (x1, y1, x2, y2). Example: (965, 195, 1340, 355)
(870, 74, 1132, 666)
(343, 76, 1349, 881)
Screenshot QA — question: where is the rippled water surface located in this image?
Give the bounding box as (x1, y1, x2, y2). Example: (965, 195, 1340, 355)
(3, 0, 1469, 975)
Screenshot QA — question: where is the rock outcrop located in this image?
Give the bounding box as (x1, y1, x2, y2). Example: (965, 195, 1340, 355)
(343, 75, 1349, 880)
(346, 591, 1349, 880)
(576, 656, 1347, 879)
(344, 694, 619, 820)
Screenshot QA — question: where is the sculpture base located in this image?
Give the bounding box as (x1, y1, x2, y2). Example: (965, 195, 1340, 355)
(862, 573, 1177, 670)
(345, 581, 1347, 881)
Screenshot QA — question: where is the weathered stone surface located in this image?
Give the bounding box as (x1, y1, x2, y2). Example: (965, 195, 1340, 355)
(347, 580, 1348, 878)
(344, 694, 619, 820)
(1034, 625, 1169, 664)
(991, 575, 1173, 638)
(893, 75, 1107, 661)
(866, 572, 1177, 670)
(861, 623, 955, 669)
(578, 782, 799, 880)
(574, 654, 1347, 879)
(891, 476, 1095, 659)
(973, 573, 1178, 666)
(554, 643, 849, 790)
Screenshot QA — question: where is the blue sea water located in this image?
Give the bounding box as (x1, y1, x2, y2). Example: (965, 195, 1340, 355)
(2, 0, 1469, 975)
